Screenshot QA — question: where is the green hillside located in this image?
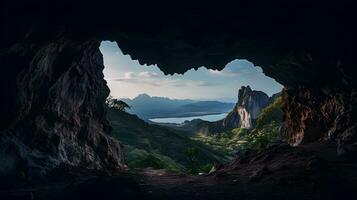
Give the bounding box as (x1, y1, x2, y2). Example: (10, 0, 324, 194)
(107, 96, 283, 173)
(107, 108, 230, 173)
(194, 96, 284, 155)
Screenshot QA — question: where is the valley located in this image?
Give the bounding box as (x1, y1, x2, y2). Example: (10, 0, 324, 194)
(107, 108, 230, 173)
(107, 86, 284, 173)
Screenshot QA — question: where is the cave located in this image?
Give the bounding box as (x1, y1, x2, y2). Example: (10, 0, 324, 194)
(1, 1, 356, 200)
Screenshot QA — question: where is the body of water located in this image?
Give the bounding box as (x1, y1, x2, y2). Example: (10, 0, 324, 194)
(149, 113, 228, 124)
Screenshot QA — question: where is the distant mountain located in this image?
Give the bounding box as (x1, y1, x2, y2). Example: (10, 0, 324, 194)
(178, 101, 235, 114)
(121, 94, 235, 119)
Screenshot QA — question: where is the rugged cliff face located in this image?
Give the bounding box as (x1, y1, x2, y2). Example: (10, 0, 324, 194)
(197, 86, 278, 134)
(0, 38, 125, 179)
(282, 87, 357, 154)
(227, 86, 272, 129)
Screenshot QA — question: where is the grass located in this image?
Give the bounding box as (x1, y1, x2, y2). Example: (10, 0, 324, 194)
(107, 96, 283, 174)
(193, 96, 284, 154)
(107, 108, 229, 174)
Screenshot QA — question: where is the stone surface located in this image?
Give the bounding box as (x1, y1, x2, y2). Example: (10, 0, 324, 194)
(282, 87, 357, 150)
(230, 86, 271, 129)
(0, 38, 125, 178)
(198, 86, 277, 134)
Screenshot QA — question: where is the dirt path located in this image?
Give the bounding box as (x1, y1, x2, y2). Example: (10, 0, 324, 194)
(132, 142, 357, 200)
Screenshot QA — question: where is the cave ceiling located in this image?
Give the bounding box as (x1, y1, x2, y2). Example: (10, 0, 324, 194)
(1, 1, 356, 87)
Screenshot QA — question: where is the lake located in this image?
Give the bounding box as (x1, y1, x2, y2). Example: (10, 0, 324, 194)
(149, 113, 228, 124)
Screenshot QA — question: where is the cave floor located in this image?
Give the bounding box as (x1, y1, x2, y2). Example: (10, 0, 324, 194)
(1, 142, 357, 200)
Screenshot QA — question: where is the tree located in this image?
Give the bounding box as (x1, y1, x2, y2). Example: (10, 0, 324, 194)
(106, 95, 131, 111)
(184, 146, 200, 174)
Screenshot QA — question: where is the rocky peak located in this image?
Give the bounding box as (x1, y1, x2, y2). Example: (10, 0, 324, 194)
(237, 86, 253, 105)
(223, 86, 272, 129)
(135, 93, 151, 100)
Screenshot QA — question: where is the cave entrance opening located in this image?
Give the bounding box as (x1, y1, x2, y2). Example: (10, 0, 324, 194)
(99, 40, 284, 175)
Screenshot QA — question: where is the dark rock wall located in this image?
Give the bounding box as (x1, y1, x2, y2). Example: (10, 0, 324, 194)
(0, 37, 125, 178)
(282, 87, 357, 153)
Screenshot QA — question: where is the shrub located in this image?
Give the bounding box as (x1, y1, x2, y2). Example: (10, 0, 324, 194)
(194, 96, 284, 152)
(106, 95, 131, 111)
(255, 96, 283, 130)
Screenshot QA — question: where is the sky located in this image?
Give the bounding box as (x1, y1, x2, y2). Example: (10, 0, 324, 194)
(100, 41, 283, 103)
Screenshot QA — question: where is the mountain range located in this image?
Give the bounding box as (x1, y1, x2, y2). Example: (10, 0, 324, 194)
(121, 94, 235, 120)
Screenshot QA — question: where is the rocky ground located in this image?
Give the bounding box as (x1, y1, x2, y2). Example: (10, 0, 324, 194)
(1, 141, 356, 200)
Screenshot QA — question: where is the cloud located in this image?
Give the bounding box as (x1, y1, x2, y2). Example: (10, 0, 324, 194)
(165, 79, 188, 87)
(138, 71, 159, 78)
(196, 81, 216, 87)
(110, 71, 188, 87)
(109, 71, 218, 88)
(120, 71, 159, 79)
(207, 61, 264, 78)
(208, 69, 240, 77)
(122, 72, 136, 79)
(111, 71, 158, 86)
